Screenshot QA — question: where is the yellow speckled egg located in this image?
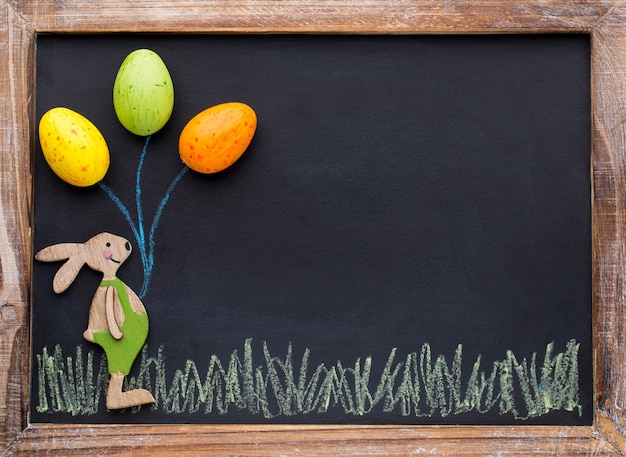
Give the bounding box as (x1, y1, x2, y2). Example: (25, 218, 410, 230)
(179, 102, 257, 174)
(39, 107, 110, 187)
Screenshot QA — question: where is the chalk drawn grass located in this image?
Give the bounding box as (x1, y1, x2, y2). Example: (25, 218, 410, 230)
(35, 339, 582, 420)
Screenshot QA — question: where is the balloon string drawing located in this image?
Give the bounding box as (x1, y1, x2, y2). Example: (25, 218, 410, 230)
(36, 48, 257, 409)
(97, 135, 189, 298)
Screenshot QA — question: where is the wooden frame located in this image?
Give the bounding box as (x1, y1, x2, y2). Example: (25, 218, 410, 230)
(2, 0, 626, 455)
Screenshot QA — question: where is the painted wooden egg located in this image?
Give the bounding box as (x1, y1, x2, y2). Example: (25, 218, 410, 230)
(179, 102, 257, 174)
(39, 107, 110, 187)
(113, 49, 174, 136)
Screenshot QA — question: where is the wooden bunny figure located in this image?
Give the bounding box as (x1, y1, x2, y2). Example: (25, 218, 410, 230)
(36, 232, 156, 410)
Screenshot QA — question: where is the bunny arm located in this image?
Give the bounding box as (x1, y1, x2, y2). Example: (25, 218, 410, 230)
(105, 285, 124, 340)
(84, 285, 123, 342)
(124, 284, 147, 314)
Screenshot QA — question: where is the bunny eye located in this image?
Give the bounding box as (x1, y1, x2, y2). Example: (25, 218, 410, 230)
(106, 242, 111, 247)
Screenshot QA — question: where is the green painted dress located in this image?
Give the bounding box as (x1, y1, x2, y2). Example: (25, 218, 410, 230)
(92, 278, 149, 376)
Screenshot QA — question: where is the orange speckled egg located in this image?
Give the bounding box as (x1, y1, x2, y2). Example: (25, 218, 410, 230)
(179, 102, 257, 174)
(39, 107, 110, 187)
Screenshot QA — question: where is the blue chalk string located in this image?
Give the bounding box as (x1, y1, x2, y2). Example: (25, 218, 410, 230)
(140, 165, 189, 298)
(98, 181, 143, 265)
(99, 137, 190, 299)
(135, 135, 151, 272)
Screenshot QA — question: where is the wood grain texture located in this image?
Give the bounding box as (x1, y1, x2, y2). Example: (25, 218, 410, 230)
(0, 0, 33, 452)
(6, 425, 621, 456)
(592, 3, 626, 453)
(2, 0, 626, 455)
(3, 0, 620, 33)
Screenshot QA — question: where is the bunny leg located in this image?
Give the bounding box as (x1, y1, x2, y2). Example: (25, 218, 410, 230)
(106, 373, 155, 410)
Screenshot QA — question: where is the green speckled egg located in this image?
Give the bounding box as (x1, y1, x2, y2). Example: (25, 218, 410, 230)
(113, 49, 174, 136)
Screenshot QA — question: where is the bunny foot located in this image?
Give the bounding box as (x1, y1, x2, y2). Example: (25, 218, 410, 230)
(82, 329, 95, 342)
(106, 389, 155, 410)
(106, 374, 155, 410)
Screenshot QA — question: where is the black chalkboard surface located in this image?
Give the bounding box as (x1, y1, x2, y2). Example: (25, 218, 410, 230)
(32, 34, 592, 425)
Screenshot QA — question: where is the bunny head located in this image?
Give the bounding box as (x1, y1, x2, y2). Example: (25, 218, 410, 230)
(36, 232, 133, 293)
(83, 232, 133, 273)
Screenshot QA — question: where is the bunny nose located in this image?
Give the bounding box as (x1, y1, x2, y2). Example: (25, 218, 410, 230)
(125, 242, 131, 251)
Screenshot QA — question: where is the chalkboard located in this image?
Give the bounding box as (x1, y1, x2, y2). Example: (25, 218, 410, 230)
(32, 33, 592, 426)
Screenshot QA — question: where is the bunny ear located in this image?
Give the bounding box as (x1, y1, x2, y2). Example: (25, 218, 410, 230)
(52, 257, 87, 293)
(35, 242, 86, 293)
(35, 242, 82, 262)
